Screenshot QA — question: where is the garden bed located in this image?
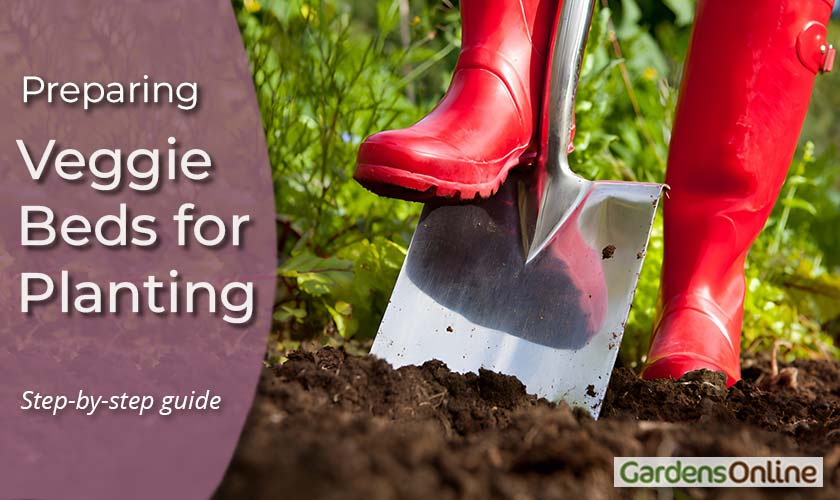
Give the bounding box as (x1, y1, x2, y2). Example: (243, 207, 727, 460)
(214, 347, 840, 499)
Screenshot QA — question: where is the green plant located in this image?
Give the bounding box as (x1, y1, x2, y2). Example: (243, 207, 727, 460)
(236, 0, 459, 353)
(742, 143, 840, 360)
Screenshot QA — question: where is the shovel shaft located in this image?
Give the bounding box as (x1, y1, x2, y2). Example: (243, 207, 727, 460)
(528, 0, 596, 261)
(547, 0, 596, 176)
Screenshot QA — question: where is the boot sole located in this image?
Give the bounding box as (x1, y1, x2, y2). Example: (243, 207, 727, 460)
(354, 150, 537, 203)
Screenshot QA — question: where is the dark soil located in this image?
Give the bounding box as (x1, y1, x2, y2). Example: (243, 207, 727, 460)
(214, 348, 840, 499)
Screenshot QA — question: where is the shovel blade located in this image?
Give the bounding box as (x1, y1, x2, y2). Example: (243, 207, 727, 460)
(371, 171, 663, 417)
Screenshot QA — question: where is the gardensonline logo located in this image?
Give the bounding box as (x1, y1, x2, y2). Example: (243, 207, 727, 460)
(614, 457, 823, 488)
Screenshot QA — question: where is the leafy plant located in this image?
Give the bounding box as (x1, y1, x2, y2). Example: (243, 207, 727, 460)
(236, 0, 459, 354)
(742, 143, 840, 361)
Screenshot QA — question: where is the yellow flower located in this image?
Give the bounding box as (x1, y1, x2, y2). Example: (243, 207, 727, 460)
(412, 16, 421, 27)
(244, 0, 261, 13)
(300, 3, 313, 20)
(299, 3, 320, 25)
(643, 67, 658, 81)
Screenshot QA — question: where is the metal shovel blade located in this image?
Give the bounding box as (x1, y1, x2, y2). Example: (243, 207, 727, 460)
(371, 172, 662, 416)
(370, 0, 664, 417)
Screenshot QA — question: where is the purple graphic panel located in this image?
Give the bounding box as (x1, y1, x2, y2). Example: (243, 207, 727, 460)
(0, 1, 275, 498)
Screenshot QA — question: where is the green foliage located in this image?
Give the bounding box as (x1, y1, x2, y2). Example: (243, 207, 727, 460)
(238, 0, 840, 364)
(236, 0, 458, 347)
(743, 143, 840, 360)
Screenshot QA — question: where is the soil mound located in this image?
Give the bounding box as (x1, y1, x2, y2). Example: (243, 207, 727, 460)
(215, 348, 840, 499)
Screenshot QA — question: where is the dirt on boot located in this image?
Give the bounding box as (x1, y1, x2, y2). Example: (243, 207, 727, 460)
(214, 348, 840, 500)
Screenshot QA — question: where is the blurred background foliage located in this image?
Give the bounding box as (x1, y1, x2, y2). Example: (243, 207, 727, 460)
(235, 0, 840, 367)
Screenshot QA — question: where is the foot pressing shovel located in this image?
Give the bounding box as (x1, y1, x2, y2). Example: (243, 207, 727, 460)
(370, 0, 664, 417)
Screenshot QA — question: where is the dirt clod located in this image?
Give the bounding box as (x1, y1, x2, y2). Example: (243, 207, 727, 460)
(602, 245, 616, 259)
(215, 348, 840, 499)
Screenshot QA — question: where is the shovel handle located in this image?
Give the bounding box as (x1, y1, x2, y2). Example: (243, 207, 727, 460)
(546, 0, 595, 176)
(526, 0, 597, 260)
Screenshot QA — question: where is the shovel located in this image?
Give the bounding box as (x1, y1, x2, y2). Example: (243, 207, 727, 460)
(370, 0, 664, 417)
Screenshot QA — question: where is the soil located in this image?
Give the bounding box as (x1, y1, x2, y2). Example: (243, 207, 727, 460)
(214, 348, 840, 499)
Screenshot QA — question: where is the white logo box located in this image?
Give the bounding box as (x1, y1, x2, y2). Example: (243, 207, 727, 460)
(614, 457, 823, 488)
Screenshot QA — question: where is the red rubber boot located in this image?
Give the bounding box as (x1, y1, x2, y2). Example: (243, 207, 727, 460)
(642, 0, 836, 386)
(355, 0, 560, 201)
